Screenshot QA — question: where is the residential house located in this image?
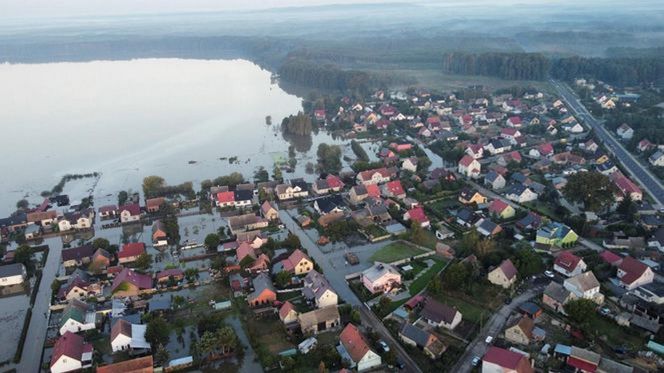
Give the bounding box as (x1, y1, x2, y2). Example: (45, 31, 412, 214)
(61, 245, 95, 268)
(337, 324, 382, 372)
(58, 270, 102, 301)
(649, 150, 664, 167)
(542, 282, 574, 313)
(356, 167, 395, 185)
(459, 188, 487, 205)
(247, 273, 277, 307)
(275, 181, 309, 200)
(361, 262, 401, 294)
(488, 259, 518, 289)
(632, 282, 664, 305)
(215, 191, 235, 207)
(111, 268, 153, 298)
(145, 197, 165, 213)
(583, 139, 599, 153)
(553, 251, 587, 277)
(638, 139, 656, 153)
(312, 174, 345, 195)
(227, 213, 268, 234)
(404, 206, 430, 228)
(506, 116, 522, 128)
(233, 189, 254, 208)
(303, 270, 338, 308)
(119, 204, 141, 223)
(616, 123, 634, 140)
(382, 180, 406, 200)
(279, 301, 299, 325)
(506, 184, 538, 203)
(516, 212, 542, 231)
(475, 218, 503, 237)
(505, 316, 543, 345)
(456, 208, 479, 227)
(482, 346, 533, 373)
(59, 299, 97, 335)
(151, 220, 168, 246)
(611, 172, 643, 201)
(50, 332, 93, 373)
(484, 171, 506, 190)
(96, 356, 154, 373)
(567, 346, 601, 373)
(314, 195, 345, 215)
(398, 324, 447, 359)
(599, 250, 623, 266)
(110, 319, 151, 353)
(275, 249, 314, 276)
(458, 155, 481, 179)
(155, 268, 184, 285)
(261, 201, 279, 221)
(564, 271, 603, 304)
(98, 205, 118, 220)
(420, 297, 462, 330)
(298, 306, 341, 335)
(618, 257, 654, 290)
(536, 222, 578, 248)
(488, 200, 515, 219)
(27, 210, 57, 226)
(401, 158, 418, 173)
(349, 185, 377, 205)
(484, 139, 512, 155)
(0, 263, 27, 286)
(118, 242, 146, 264)
(57, 212, 92, 232)
(465, 144, 484, 159)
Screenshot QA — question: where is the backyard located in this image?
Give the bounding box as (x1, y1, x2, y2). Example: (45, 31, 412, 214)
(369, 241, 429, 263)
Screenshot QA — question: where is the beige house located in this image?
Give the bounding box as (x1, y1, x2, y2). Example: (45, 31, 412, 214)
(488, 259, 518, 288)
(298, 306, 340, 335)
(278, 301, 299, 325)
(261, 201, 279, 221)
(564, 271, 604, 304)
(505, 317, 535, 345)
(542, 282, 575, 314)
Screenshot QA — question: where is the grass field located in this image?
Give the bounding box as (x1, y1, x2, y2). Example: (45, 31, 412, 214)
(369, 241, 428, 263)
(433, 294, 490, 324)
(409, 259, 446, 295)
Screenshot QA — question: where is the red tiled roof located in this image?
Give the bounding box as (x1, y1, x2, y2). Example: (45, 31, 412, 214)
(279, 301, 296, 320)
(51, 331, 89, 367)
(236, 242, 255, 262)
(146, 197, 165, 209)
(488, 199, 510, 214)
(483, 346, 526, 370)
(156, 268, 184, 280)
(619, 256, 649, 285)
(365, 184, 380, 198)
(359, 168, 391, 181)
(538, 143, 554, 155)
(612, 174, 641, 196)
(459, 155, 476, 167)
(112, 268, 153, 292)
(567, 356, 598, 373)
(508, 116, 522, 124)
(406, 207, 429, 223)
(217, 191, 235, 203)
(118, 242, 146, 259)
(467, 144, 483, 154)
(501, 128, 519, 136)
(385, 180, 405, 196)
(97, 356, 154, 373)
(98, 205, 118, 213)
(340, 324, 371, 363)
(119, 203, 141, 216)
(326, 174, 344, 189)
(282, 249, 310, 272)
(554, 251, 582, 272)
(599, 250, 622, 265)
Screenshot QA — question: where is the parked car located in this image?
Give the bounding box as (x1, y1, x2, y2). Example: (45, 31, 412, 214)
(544, 270, 555, 278)
(471, 356, 481, 366)
(379, 340, 390, 352)
(485, 336, 494, 344)
(395, 360, 405, 370)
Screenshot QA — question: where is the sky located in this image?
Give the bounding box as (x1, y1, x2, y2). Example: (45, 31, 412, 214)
(0, 0, 404, 19)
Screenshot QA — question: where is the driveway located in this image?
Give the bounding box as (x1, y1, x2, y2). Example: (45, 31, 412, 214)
(278, 210, 423, 373)
(450, 285, 545, 373)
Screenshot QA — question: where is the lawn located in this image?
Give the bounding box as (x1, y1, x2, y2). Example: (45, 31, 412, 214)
(369, 241, 428, 263)
(588, 315, 646, 349)
(431, 293, 490, 324)
(408, 259, 447, 295)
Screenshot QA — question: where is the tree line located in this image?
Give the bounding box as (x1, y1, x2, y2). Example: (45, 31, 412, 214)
(441, 51, 664, 86)
(278, 59, 382, 92)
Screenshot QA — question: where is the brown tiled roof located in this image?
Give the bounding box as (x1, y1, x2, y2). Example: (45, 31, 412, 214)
(97, 355, 154, 373)
(339, 323, 371, 363)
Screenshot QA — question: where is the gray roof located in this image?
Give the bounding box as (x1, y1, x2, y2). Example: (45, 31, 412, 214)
(399, 324, 431, 347)
(0, 263, 25, 278)
(544, 282, 571, 303)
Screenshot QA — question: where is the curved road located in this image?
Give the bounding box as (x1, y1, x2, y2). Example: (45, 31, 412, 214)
(551, 80, 664, 207)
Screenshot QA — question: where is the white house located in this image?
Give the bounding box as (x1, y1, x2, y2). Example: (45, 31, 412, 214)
(564, 271, 603, 303)
(337, 324, 382, 372)
(618, 257, 655, 290)
(361, 262, 401, 294)
(119, 204, 141, 223)
(458, 155, 481, 179)
(0, 263, 27, 286)
(553, 251, 587, 277)
(649, 151, 664, 167)
(303, 270, 338, 309)
(50, 332, 93, 373)
(59, 299, 96, 335)
(616, 123, 634, 140)
(506, 184, 538, 203)
(420, 297, 462, 330)
(110, 319, 151, 353)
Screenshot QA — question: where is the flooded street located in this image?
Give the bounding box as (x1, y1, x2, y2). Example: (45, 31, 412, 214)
(0, 58, 353, 215)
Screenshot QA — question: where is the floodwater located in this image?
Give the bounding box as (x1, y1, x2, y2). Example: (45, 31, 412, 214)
(0, 58, 351, 215)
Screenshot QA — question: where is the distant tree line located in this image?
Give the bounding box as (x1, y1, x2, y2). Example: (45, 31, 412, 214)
(441, 52, 550, 81)
(278, 59, 382, 92)
(281, 112, 313, 136)
(441, 51, 664, 86)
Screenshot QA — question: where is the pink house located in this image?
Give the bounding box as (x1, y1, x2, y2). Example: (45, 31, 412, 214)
(362, 262, 401, 294)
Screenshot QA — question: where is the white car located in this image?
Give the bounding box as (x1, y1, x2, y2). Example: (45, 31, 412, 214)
(378, 340, 390, 353)
(471, 356, 481, 366)
(544, 270, 555, 278)
(485, 336, 493, 344)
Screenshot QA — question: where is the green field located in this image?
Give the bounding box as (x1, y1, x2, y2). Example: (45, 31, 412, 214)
(409, 260, 447, 295)
(431, 294, 490, 324)
(369, 241, 428, 263)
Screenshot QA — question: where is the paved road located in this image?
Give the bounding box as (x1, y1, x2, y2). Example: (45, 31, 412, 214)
(278, 210, 423, 373)
(451, 286, 544, 373)
(551, 80, 664, 207)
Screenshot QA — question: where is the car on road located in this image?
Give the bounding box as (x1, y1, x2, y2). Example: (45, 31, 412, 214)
(471, 356, 481, 366)
(395, 360, 405, 370)
(599, 307, 611, 316)
(544, 270, 555, 278)
(485, 336, 494, 344)
(378, 340, 390, 352)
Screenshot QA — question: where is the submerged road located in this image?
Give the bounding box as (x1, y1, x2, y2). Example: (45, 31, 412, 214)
(551, 80, 664, 207)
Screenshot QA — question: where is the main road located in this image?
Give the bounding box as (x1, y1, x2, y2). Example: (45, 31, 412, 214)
(551, 79, 664, 207)
(278, 210, 423, 373)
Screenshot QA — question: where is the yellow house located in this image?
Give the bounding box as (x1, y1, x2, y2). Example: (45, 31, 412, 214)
(279, 249, 314, 275)
(488, 200, 516, 219)
(459, 188, 487, 205)
(488, 259, 518, 289)
(595, 154, 610, 165)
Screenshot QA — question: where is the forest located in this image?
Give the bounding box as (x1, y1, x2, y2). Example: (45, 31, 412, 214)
(442, 51, 664, 87)
(278, 59, 384, 93)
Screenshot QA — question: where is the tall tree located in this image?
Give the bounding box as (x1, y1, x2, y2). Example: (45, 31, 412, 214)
(563, 172, 614, 212)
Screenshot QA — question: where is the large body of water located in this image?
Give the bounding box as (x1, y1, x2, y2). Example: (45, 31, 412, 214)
(0, 58, 351, 214)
